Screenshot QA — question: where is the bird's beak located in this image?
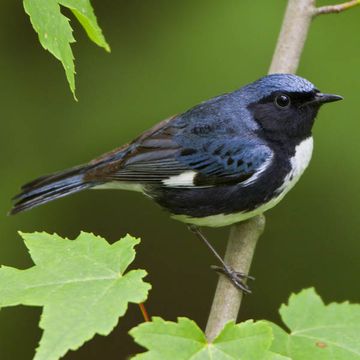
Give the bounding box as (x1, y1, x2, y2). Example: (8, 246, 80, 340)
(313, 93, 343, 104)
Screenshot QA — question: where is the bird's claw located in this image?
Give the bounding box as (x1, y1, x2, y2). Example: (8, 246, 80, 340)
(211, 265, 254, 294)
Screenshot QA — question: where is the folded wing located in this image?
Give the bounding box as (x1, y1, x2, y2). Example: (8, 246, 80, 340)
(85, 118, 274, 188)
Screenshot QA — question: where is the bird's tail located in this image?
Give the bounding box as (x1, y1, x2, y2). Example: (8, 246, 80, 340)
(10, 164, 98, 215)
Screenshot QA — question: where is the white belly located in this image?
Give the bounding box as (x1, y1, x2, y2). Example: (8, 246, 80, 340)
(173, 137, 314, 227)
(94, 182, 144, 192)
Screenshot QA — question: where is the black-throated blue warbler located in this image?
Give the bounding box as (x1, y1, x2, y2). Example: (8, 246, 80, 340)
(10, 74, 342, 292)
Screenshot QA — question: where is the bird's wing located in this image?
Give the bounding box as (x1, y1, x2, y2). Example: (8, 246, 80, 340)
(175, 139, 273, 187)
(85, 117, 274, 188)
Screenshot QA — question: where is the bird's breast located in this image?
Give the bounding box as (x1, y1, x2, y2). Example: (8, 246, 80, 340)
(275, 136, 313, 197)
(166, 137, 313, 227)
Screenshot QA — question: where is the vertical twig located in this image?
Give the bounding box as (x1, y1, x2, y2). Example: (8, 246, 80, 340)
(206, 0, 357, 340)
(269, 0, 316, 74)
(205, 0, 316, 341)
(205, 216, 265, 340)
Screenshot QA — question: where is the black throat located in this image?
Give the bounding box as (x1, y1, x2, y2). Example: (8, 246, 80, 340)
(248, 91, 319, 152)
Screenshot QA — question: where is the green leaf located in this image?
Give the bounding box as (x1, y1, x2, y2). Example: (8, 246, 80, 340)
(23, 0, 110, 99)
(59, 0, 110, 52)
(268, 288, 360, 359)
(0, 232, 150, 360)
(130, 317, 290, 360)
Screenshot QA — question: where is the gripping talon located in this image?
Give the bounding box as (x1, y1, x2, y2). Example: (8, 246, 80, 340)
(188, 225, 254, 294)
(211, 265, 253, 293)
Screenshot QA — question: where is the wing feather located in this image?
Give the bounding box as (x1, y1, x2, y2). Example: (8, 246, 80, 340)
(85, 116, 273, 187)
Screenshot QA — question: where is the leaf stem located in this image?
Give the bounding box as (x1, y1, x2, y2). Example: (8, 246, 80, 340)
(138, 303, 150, 322)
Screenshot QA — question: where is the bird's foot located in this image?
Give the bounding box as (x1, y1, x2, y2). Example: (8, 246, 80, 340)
(211, 265, 254, 294)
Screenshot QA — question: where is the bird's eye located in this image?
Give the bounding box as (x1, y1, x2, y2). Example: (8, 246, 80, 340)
(274, 94, 291, 109)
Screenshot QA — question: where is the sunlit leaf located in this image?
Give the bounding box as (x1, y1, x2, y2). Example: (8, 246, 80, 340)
(0, 232, 150, 360)
(23, 0, 110, 99)
(130, 317, 289, 359)
(268, 288, 360, 359)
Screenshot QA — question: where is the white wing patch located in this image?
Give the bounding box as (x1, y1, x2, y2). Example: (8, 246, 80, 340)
(162, 171, 197, 187)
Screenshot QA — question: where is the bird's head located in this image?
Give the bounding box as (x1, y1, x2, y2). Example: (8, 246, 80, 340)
(244, 74, 342, 142)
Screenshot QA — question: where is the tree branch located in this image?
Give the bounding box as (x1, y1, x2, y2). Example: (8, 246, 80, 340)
(269, 0, 316, 74)
(205, 0, 345, 341)
(205, 216, 265, 341)
(314, 0, 360, 16)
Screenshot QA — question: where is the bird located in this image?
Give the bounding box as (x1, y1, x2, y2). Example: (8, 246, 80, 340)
(10, 73, 342, 292)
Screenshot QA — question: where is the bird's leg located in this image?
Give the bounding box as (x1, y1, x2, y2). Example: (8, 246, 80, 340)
(187, 224, 254, 293)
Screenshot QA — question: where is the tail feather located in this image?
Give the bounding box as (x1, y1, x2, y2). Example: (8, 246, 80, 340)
(10, 165, 98, 215)
(18, 164, 87, 192)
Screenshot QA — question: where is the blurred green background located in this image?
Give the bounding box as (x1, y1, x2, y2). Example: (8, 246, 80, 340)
(0, 0, 359, 359)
